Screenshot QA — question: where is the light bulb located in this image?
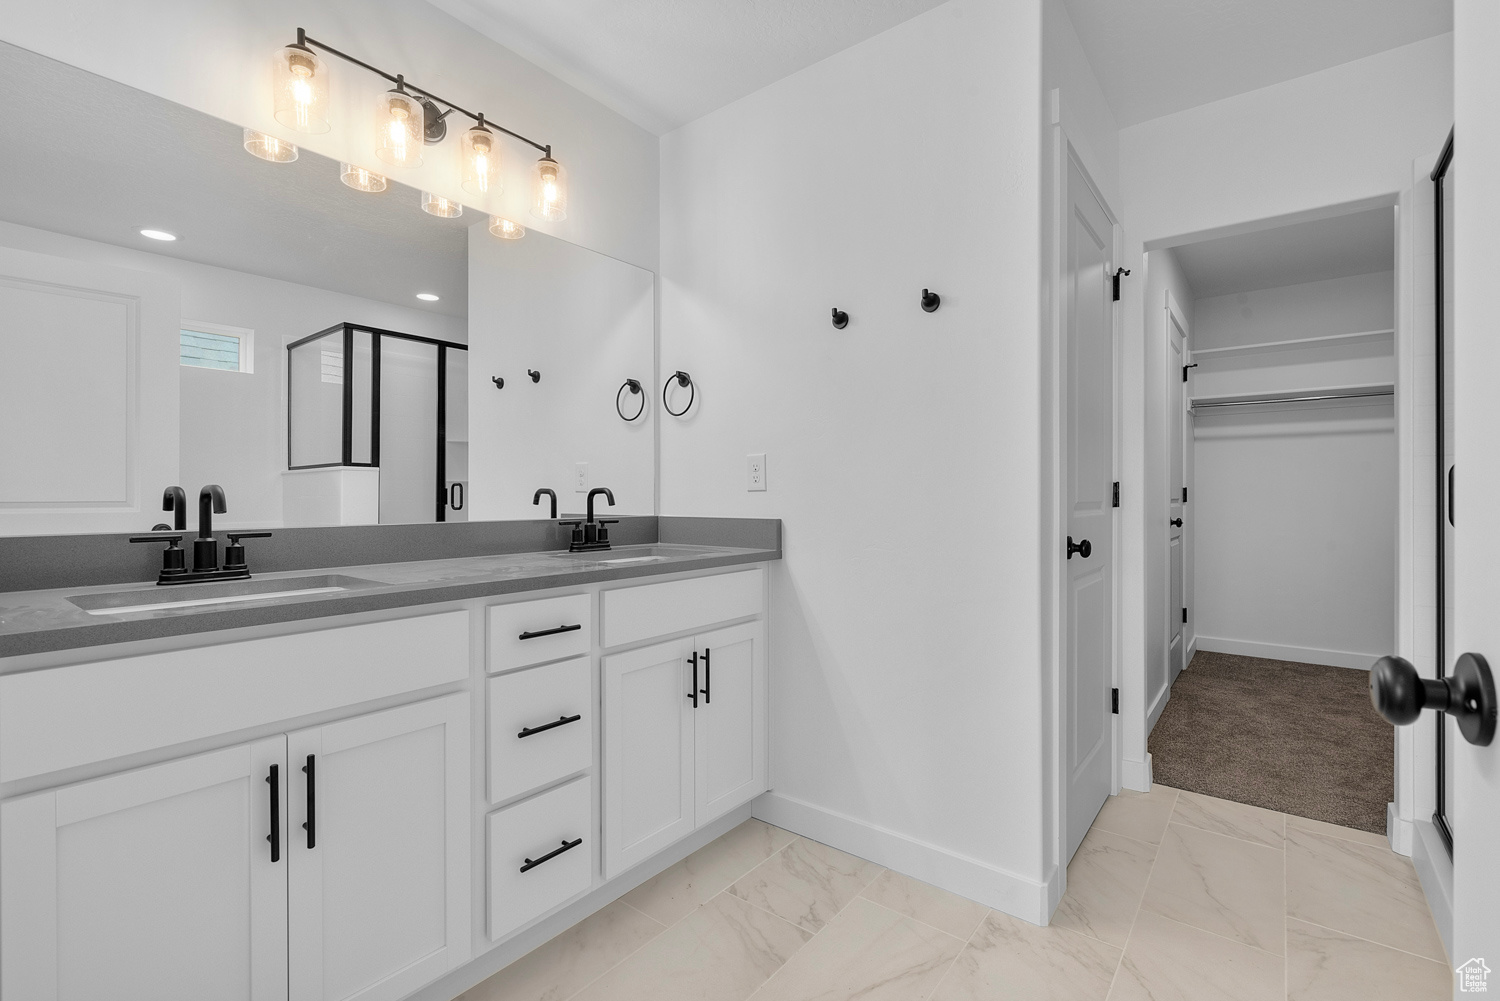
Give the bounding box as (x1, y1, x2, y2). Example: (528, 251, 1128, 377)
(340, 163, 387, 193)
(462, 124, 500, 197)
(421, 192, 463, 218)
(272, 44, 329, 134)
(530, 155, 567, 222)
(489, 215, 525, 240)
(375, 88, 424, 167)
(243, 128, 298, 163)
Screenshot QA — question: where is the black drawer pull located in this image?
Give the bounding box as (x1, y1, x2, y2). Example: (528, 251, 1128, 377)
(687, 651, 699, 708)
(302, 754, 316, 849)
(518, 714, 583, 739)
(520, 837, 583, 873)
(518, 623, 583, 641)
(266, 764, 280, 863)
(701, 647, 711, 704)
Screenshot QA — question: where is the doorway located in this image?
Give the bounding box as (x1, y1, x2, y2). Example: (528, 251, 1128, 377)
(1141, 206, 1400, 834)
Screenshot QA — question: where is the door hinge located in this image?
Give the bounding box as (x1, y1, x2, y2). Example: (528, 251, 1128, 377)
(1182, 607, 1188, 623)
(1112, 481, 1120, 508)
(1112, 267, 1131, 302)
(1111, 688, 1120, 714)
(1182, 487, 1188, 504)
(1182, 363, 1198, 382)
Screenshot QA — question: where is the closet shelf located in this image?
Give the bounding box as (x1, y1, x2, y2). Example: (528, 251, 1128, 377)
(1189, 328, 1394, 360)
(1189, 382, 1394, 410)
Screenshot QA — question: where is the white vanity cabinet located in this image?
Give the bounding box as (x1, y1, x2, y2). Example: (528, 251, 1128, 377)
(600, 571, 767, 878)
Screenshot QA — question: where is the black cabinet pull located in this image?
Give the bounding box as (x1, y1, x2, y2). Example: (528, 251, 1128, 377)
(518, 714, 583, 738)
(302, 754, 316, 849)
(520, 837, 583, 873)
(701, 647, 711, 704)
(518, 623, 583, 641)
(687, 651, 699, 708)
(266, 764, 280, 863)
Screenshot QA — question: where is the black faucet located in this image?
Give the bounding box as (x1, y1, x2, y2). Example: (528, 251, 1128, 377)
(194, 484, 227, 572)
(130, 483, 271, 584)
(157, 486, 187, 532)
(561, 487, 617, 553)
(533, 487, 557, 519)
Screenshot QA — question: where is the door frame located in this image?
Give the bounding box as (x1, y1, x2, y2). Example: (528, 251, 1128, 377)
(1047, 106, 1123, 913)
(1160, 289, 1191, 720)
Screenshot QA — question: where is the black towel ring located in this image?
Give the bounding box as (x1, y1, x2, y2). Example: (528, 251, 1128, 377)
(617, 379, 645, 421)
(663, 370, 695, 417)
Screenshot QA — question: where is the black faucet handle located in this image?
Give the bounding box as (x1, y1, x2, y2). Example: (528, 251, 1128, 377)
(227, 532, 273, 543)
(130, 534, 187, 578)
(130, 533, 184, 545)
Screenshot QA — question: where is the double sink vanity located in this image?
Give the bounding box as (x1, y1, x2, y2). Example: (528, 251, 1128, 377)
(0, 519, 780, 1001)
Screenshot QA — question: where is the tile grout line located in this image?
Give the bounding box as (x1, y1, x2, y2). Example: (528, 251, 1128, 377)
(918, 906, 992, 1001)
(855, 887, 976, 946)
(1100, 807, 1168, 1001)
(1288, 916, 1454, 967)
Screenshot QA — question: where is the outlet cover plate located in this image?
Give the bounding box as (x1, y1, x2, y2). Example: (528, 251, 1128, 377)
(747, 453, 766, 491)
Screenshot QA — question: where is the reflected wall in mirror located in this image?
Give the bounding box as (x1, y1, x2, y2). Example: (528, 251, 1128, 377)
(0, 41, 655, 536)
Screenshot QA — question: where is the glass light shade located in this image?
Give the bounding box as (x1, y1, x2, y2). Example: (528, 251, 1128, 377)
(340, 163, 387, 193)
(421, 192, 463, 218)
(488, 215, 525, 240)
(461, 125, 500, 197)
(272, 44, 329, 134)
(530, 156, 567, 222)
(375, 88, 425, 167)
(243, 128, 298, 163)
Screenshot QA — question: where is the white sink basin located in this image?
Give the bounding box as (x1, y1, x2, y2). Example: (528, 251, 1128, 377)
(550, 545, 713, 565)
(68, 575, 382, 616)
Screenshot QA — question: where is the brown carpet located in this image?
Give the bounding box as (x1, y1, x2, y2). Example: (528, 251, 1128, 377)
(1148, 650, 1393, 833)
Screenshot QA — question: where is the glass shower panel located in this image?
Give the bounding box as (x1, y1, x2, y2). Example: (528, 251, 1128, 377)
(378, 336, 439, 524)
(287, 329, 345, 467)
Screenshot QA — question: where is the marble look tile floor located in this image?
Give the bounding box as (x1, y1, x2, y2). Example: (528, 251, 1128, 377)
(457, 787, 1451, 1001)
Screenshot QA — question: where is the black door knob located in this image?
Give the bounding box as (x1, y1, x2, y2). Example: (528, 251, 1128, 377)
(1066, 536, 1092, 560)
(1370, 653, 1496, 746)
(1170, 518, 1183, 527)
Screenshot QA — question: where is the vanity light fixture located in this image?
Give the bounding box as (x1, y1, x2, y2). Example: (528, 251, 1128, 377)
(243, 128, 298, 162)
(139, 229, 177, 241)
(340, 163, 387, 192)
(489, 215, 525, 240)
(272, 28, 565, 216)
(375, 80, 425, 168)
(532, 155, 567, 222)
(272, 37, 329, 134)
(420, 191, 463, 218)
(416, 293, 440, 301)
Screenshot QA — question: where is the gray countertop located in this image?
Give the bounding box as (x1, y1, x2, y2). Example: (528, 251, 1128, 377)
(0, 542, 778, 661)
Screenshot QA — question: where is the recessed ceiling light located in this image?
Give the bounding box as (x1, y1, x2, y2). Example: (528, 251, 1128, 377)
(416, 293, 440, 301)
(139, 229, 177, 241)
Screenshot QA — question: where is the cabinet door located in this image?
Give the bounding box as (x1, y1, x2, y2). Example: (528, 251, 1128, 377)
(0, 737, 288, 1001)
(602, 638, 695, 878)
(693, 621, 767, 825)
(287, 694, 470, 1001)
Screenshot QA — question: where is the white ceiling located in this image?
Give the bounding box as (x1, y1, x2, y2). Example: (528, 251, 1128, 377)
(428, 0, 952, 134)
(1061, 0, 1451, 127)
(1170, 207, 1394, 299)
(0, 42, 470, 317)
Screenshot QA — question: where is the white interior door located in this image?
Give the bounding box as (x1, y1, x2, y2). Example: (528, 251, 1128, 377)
(0, 738, 287, 1001)
(0, 244, 180, 535)
(1062, 152, 1117, 861)
(1167, 297, 1188, 683)
(602, 638, 695, 878)
(693, 621, 767, 826)
(1452, 6, 1500, 977)
(287, 694, 470, 1001)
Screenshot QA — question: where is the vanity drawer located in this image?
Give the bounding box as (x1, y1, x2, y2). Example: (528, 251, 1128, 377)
(488, 776, 593, 941)
(488, 657, 592, 803)
(488, 593, 592, 672)
(601, 568, 764, 648)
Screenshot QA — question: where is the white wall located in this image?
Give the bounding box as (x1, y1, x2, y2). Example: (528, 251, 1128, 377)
(467, 224, 655, 519)
(1117, 35, 1452, 789)
(0, 218, 463, 530)
(1138, 247, 1195, 741)
(660, 0, 1051, 919)
(0, 0, 658, 271)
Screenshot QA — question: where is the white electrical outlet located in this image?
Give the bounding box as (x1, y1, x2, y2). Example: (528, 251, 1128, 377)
(747, 453, 767, 491)
(575, 462, 589, 492)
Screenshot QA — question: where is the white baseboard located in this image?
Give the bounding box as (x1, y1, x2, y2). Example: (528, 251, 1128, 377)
(1185, 635, 1199, 666)
(1146, 681, 1170, 734)
(752, 791, 1053, 925)
(1195, 635, 1380, 671)
(1386, 800, 1413, 857)
(1411, 817, 1454, 963)
(1122, 753, 1152, 792)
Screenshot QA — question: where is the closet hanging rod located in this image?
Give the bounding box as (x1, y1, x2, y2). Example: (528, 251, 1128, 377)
(1191, 388, 1393, 410)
